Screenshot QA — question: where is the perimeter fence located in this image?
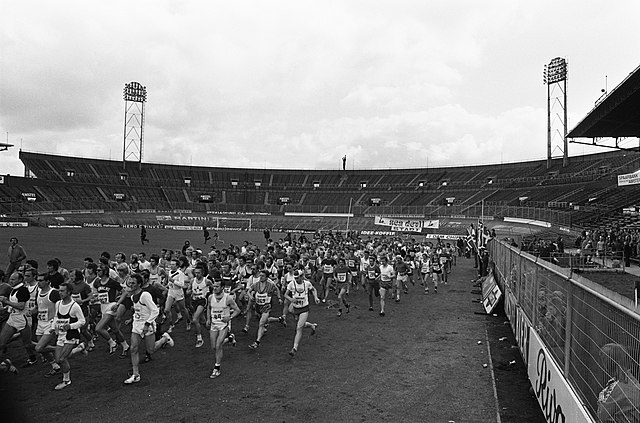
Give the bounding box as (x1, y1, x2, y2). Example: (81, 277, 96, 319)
(489, 239, 639, 421)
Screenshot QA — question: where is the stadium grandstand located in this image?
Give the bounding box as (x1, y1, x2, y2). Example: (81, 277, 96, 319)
(0, 149, 638, 237)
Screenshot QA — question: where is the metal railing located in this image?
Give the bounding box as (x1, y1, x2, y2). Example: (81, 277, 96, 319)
(489, 239, 640, 421)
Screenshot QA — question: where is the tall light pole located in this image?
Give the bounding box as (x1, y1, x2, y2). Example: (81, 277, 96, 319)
(123, 82, 147, 170)
(543, 57, 568, 168)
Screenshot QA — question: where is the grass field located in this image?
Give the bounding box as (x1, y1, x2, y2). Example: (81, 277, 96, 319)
(0, 227, 546, 422)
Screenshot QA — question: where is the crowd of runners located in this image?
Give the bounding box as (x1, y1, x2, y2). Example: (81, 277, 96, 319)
(0, 231, 464, 388)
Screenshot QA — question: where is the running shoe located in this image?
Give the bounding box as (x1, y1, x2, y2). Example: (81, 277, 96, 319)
(143, 353, 153, 363)
(209, 369, 221, 379)
(395, 298, 400, 303)
(119, 347, 130, 359)
(242, 325, 249, 333)
(4, 359, 18, 374)
(248, 341, 259, 349)
(108, 343, 118, 355)
(311, 324, 317, 336)
(45, 367, 61, 378)
(195, 338, 204, 348)
(54, 380, 72, 390)
(175, 314, 183, 324)
(186, 321, 191, 331)
(434, 287, 438, 293)
(167, 325, 175, 334)
(424, 289, 429, 294)
(289, 347, 297, 357)
(278, 316, 287, 328)
(379, 311, 385, 317)
(337, 310, 342, 317)
(124, 374, 140, 384)
(345, 303, 350, 314)
(163, 332, 175, 347)
(228, 333, 236, 347)
(368, 306, 374, 311)
(21, 357, 38, 368)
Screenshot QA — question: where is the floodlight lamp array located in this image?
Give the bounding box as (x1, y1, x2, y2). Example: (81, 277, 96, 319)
(123, 82, 147, 102)
(543, 57, 567, 85)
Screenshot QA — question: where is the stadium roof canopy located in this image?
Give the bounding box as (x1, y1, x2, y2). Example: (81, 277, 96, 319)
(567, 63, 640, 146)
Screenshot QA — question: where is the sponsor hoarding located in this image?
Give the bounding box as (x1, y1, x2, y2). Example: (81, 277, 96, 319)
(374, 216, 439, 230)
(618, 170, 640, 186)
(528, 329, 594, 423)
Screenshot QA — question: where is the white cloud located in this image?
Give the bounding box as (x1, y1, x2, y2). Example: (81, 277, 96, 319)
(1, 0, 639, 176)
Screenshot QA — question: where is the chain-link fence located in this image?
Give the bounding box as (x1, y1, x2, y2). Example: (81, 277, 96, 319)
(489, 239, 639, 421)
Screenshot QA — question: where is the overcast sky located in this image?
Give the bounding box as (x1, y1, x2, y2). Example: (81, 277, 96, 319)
(1, 0, 639, 176)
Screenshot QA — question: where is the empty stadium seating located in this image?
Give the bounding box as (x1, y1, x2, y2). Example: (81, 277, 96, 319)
(1, 150, 637, 231)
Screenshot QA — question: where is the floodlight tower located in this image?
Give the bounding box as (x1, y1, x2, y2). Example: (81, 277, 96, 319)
(543, 57, 568, 168)
(122, 82, 147, 169)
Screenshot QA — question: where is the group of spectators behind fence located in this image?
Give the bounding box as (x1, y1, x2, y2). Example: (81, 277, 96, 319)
(515, 227, 639, 269)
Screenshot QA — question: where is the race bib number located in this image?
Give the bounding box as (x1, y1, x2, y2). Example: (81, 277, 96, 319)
(337, 273, 347, 282)
(276, 259, 284, 266)
(224, 286, 231, 294)
(381, 275, 391, 282)
(212, 312, 223, 320)
(28, 298, 36, 310)
(97, 292, 109, 304)
(348, 260, 355, 268)
(255, 293, 269, 305)
(71, 293, 82, 303)
(38, 310, 49, 321)
(134, 312, 141, 320)
(323, 265, 333, 273)
(56, 318, 70, 332)
(368, 270, 376, 279)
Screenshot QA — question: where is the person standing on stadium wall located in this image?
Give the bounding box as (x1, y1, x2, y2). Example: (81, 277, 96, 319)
(206, 279, 240, 379)
(5, 237, 26, 282)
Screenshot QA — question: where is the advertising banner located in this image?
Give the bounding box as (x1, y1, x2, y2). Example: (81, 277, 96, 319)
(374, 216, 439, 230)
(481, 272, 502, 314)
(528, 329, 594, 423)
(617, 170, 640, 186)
